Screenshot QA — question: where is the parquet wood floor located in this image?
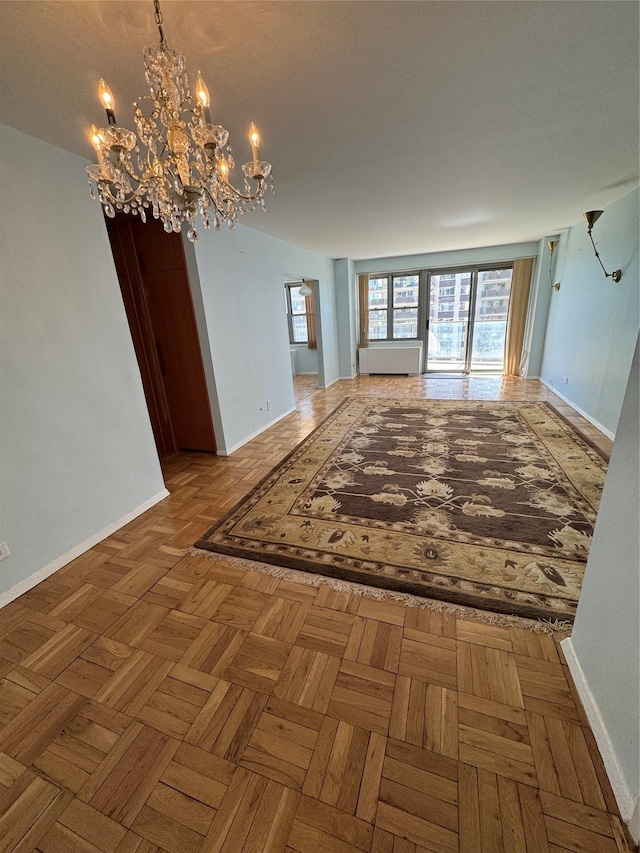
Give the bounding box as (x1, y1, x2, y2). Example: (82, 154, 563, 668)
(1, 374, 633, 853)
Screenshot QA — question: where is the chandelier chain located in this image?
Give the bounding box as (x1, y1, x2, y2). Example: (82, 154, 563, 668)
(154, 0, 166, 45)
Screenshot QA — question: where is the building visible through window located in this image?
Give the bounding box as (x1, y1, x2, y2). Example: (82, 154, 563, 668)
(368, 274, 419, 340)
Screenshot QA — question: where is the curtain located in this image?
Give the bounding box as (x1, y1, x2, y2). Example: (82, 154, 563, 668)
(358, 274, 369, 347)
(504, 257, 535, 376)
(305, 284, 317, 349)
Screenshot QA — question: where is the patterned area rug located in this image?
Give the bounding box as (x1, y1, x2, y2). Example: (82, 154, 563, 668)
(196, 398, 608, 622)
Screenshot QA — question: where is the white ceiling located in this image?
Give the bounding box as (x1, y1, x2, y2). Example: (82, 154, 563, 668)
(1, 1, 638, 260)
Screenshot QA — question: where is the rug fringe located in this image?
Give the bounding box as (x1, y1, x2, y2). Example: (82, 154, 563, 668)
(186, 547, 572, 634)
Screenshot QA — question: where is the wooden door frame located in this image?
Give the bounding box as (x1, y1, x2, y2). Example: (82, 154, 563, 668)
(107, 218, 178, 452)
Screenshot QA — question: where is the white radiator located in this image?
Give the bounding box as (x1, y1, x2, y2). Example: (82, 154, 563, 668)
(359, 345, 423, 375)
(290, 349, 298, 375)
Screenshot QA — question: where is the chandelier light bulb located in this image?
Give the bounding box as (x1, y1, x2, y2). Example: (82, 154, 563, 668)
(89, 124, 106, 167)
(195, 71, 212, 123)
(195, 72, 210, 107)
(98, 79, 114, 110)
(249, 122, 260, 164)
(98, 78, 117, 125)
(217, 157, 229, 183)
(90, 124, 101, 149)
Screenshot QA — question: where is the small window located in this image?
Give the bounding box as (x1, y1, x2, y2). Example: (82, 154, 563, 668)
(285, 284, 308, 344)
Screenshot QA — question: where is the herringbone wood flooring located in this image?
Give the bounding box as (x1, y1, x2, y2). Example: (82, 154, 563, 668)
(1, 375, 633, 853)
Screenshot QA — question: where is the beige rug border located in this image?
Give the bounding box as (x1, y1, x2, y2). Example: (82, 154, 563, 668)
(187, 546, 573, 634)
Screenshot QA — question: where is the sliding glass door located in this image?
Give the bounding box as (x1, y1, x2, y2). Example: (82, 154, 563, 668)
(469, 268, 513, 370)
(426, 271, 472, 372)
(425, 266, 512, 373)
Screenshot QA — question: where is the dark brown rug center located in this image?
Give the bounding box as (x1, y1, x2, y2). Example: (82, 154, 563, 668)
(196, 398, 608, 622)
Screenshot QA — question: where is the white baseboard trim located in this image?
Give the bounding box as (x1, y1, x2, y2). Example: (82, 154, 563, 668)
(221, 407, 297, 456)
(539, 378, 615, 440)
(339, 374, 357, 381)
(0, 489, 170, 610)
(562, 637, 638, 838)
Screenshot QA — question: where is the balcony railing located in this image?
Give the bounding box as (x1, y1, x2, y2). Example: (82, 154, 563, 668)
(427, 318, 507, 370)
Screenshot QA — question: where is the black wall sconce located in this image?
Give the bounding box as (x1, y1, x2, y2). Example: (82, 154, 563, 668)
(547, 240, 560, 291)
(584, 211, 622, 283)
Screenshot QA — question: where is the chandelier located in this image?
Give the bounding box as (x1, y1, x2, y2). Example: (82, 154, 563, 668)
(86, 0, 273, 242)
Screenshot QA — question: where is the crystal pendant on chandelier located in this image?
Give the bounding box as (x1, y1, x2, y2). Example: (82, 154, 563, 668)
(86, 0, 273, 242)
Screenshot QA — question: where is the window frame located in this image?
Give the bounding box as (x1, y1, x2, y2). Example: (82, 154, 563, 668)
(285, 283, 308, 345)
(366, 272, 421, 341)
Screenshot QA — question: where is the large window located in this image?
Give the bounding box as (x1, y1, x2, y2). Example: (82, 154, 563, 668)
(367, 274, 419, 340)
(285, 284, 308, 343)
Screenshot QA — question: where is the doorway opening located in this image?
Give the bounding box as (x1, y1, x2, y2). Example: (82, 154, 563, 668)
(285, 280, 320, 388)
(105, 215, 217, 454)
(424, 266, 513, 374)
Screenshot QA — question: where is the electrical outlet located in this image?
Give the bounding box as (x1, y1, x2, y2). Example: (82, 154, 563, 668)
(563, 376, 569, 384)
(266, 400, 272, 411)
(0, 542, 10, 561)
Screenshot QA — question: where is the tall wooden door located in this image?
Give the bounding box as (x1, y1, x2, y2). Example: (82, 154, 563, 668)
(106, 216, 217, 453)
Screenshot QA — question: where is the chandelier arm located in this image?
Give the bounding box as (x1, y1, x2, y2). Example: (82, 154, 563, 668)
(196, 153, 265, 201)
(113, 156, 147, 186)
(223, 180, 266, 202)
(201, 185, 234, 221)
(114, 147, 173, 188)
(100, 144, 266, 216)
(97, 182, 144, 207)
(144, 148, 156, 175)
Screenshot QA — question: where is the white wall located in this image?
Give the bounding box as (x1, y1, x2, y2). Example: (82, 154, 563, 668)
(521, 235, 559, 378)
(540, 188, 639, 435)
(291, 345, 318, 375)
(193, 225, 337, 454)
(563, 336, 639, 841)
(0, 124, 166, 601)
(182, 238, 227, 445)
(354, 241, 540, 274)
(334, 258, 357, 379)
(314, 271, 340, 390)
